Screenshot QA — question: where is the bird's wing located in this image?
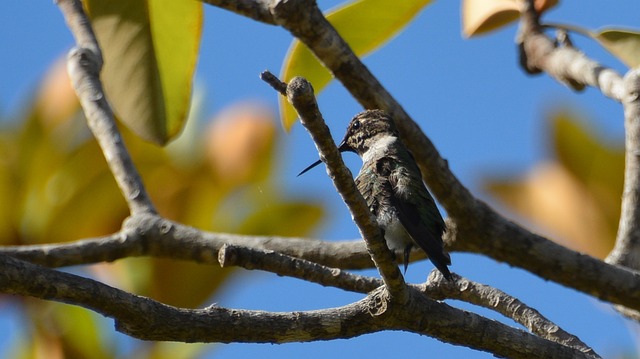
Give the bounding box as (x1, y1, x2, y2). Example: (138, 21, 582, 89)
(382, 158, 452, 277)
(355, 165, 388, 216)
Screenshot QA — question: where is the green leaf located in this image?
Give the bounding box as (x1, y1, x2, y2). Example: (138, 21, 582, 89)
(83, 0, 203, 144)
(280, 0, 433, 131)
(593, 28, 640, 68)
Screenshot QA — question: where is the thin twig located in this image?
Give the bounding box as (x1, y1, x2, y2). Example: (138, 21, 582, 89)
(424, 273, 600, 357)
(608, 69, 640, 270)
(219, 243, 382, 293)
(260, 70, 287, 95)
(216, 241, 598, 357)
(57, 0, 156, 215)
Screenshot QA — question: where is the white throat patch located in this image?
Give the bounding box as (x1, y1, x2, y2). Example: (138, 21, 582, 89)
(361, 135, 397, 164)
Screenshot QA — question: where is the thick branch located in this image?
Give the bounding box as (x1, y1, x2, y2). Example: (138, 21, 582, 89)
(451, 211, 640, 310)
(57, 0, 156, 215)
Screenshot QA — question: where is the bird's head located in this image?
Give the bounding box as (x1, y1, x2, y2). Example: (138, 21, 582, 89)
(298, 109, 399, 176)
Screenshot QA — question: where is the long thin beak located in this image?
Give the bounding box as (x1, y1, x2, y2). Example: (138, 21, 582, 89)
(297, 159, 323, 177)
(297, 140, 352, 177)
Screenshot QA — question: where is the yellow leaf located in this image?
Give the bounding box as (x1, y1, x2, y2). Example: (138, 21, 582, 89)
(83, 0, 202, 144)
(551, 111, 624, 208)
(52, 304, 111, 359)
(147, 342, 209, 359)
(593, 28, 640, 68)
(462, 0, 558, 38)
(485, 162, 613, 258)
(280, 0, 433, 131)
(485, 109, 624, 259)
(148, 258, 232, 309)
(0, 134, 19, 244)
(238, 202, 325, 237)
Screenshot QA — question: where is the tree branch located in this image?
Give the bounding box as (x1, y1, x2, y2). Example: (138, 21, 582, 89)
(4, 212, 640, 311)
(218, 243, 382, 293)
(0, 214, 370, 268)
(608, 69, 640, 270)
(518, 0, 625, 100)
(201, 0, 276, 25)
(0, 252, 596, 358)
(57, 0, 156, 215)
(425, 273, 598, 357)
(217, 242, 599, 357)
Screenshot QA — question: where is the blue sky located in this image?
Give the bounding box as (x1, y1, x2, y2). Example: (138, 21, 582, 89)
(2, 0, 640, 358)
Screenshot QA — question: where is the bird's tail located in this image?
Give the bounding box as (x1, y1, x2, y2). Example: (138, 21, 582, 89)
(430, 251, 453, 281)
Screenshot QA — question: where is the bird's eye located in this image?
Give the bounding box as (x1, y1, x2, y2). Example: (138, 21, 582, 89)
(352, 121, 361, 130)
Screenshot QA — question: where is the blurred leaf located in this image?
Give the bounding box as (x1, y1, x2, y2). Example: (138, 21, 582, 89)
(485, 162, 613, 258)
(592, 28, 640, 68)
(485, 111, 623, 258)
(83, 0, 202, 144)
(17, 119, 75, 243)
(149, 258, 231, 309)
(462, 0, 558, 38)
(0, 133, 19, 244)
(238, 202, 324, 237)
(145, 342, 209, 359)
(280, 0, 433, 130)
(551, 111, 624, 223)
(34, 58, 80, 127)
(51, 304, 111, 359)
(45, 140, 128, 243)
(12, 300, 109, 359)
(462, 0, 519, 38)
(206, 104, 277, 187)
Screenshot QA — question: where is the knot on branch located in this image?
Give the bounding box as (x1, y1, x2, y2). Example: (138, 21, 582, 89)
(367, 287, 390, 317)
(67, 47, 104, 101)
(122, 213, 172, 252)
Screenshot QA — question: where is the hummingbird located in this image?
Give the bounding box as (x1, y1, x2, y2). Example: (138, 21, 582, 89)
(298, 109, 452, 280)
